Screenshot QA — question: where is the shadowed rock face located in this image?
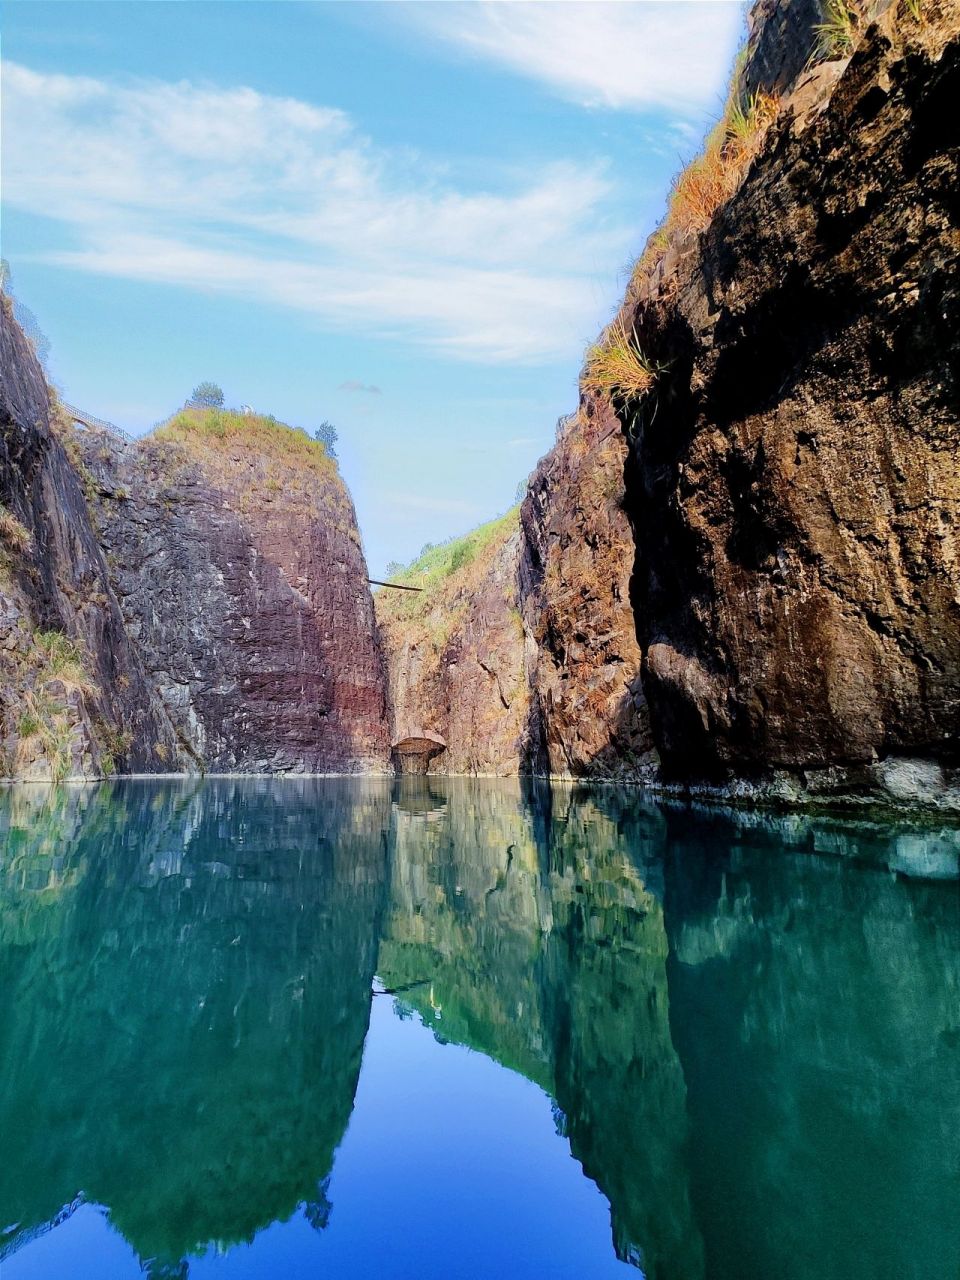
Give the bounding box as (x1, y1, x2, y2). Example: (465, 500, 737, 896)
(618, 6, 960, 797)
(519, 396, 656, 780)
(81, 424, 390, 774)
(0, 301, 183, 777)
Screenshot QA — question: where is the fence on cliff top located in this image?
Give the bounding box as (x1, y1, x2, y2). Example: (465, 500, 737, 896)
(61, 402, 136, 444)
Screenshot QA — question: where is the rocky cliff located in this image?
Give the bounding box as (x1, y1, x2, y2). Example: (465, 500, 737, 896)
(0, 302, 389, 777)
(0, 298, 183, 779)
(82, 410, 389, 773)
(374, 511, 529, 774)
(520, 396, 656, 780)
(386, 0, 959, 810)
(613, 0, 960, 807)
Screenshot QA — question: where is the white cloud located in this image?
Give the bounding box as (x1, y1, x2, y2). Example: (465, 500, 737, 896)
(384, 491, 485, 517)
(1, 59, 634, 362)
(339, 380, 382, 395)
(396, 1, 743, 114)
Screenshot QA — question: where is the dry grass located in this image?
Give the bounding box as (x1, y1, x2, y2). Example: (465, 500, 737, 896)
(154, 407, 336, 479)
(34, 630, 96, 695)
(582, 317, 664, 404)
(3, 626, 100, 780)
(628, 90, 780, 294)
(151, 407, 353, 530)
(669, 91, 779, 238)
(0, 504, 31, 554)
(816, 0, 861, 56)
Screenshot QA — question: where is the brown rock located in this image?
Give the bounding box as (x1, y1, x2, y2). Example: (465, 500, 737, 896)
(615, 8, 960, 796)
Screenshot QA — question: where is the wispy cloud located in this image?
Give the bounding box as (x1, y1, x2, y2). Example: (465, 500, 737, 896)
(397, 1, 743, 114)
(384, 491, 485, 517)
(2, 60, 633, 363)
(338, 380, 383, 395)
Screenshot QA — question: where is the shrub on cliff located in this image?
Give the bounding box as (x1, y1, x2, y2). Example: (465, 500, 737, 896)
(189, 381, 225, 409)
(314, 420, 338, 460)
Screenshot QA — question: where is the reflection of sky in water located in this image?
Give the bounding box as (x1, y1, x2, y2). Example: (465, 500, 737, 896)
(8, 998, 630, 1279)
(0, 777, 957, 1280)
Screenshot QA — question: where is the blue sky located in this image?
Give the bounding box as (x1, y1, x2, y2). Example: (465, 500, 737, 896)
(2, 1, 743, 576)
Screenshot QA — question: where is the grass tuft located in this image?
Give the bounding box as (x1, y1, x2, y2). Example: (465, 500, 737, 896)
(34, 630, 96, 695)
(154, 407, 335, 477)
(0, 504, 31, 553)
(628, 90, 780, 295)
(816, 0, 861, 57)
(582, 318, 665, 404)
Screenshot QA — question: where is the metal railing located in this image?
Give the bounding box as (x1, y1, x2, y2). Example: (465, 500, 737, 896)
(61, 401, 136, 443)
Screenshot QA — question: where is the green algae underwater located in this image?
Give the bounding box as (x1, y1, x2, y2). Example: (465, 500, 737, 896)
(0, 777, 957, 1279)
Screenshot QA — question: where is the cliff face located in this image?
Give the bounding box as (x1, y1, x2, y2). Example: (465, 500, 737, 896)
(519, 395, 656, 780)
(374, 512, 529, 774)
(82, 412, 390, 774)
(616, 0, 960, 805)
(379, 5, 960, 808)
(0, 300, 183, 779)
(0, 305, 389, 777)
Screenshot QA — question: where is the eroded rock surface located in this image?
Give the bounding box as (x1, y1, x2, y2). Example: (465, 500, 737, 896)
(82, 417, 390, 774)
(520, 396, 656, 780)
(374, 514, 530, 775)
(0, 301, 182, 778)
(0, 301, 389, 777)
(616, 3, 960, 803)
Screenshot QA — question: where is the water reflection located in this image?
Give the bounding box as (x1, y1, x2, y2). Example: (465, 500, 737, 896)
(0, 779, 957, 1278)
(0, 779, 393, 1274)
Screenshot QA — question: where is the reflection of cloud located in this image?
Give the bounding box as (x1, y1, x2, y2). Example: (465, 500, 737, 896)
(338, 380, 382, 395)
(3, 60, 630, 363)
(400, 1, 742, 113)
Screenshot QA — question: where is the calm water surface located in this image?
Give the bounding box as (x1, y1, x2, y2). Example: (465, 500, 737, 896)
(0, 777, 958, 1279)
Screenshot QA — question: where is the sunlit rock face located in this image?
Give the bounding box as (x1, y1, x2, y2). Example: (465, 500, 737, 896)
(375, 520, 532, 777)
(510, 1, 960, 807)
(0, 303, 390, 777)
(616, 7, 960, 801)
(81, 422, 390, 774)
(0, 778, 393, 1271)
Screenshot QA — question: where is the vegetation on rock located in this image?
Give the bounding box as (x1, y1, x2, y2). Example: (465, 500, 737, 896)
(188, 381, 225, 409)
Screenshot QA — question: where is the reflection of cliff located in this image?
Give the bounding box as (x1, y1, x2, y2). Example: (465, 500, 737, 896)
(378, 779, 702, 1278)
(1, 779, 957, 1279)
(0, 778, 393, 1271)
(662, 810, 960, 1280)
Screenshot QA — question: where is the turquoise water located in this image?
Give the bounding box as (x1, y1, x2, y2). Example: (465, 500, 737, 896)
(0, 777, 957, 1280)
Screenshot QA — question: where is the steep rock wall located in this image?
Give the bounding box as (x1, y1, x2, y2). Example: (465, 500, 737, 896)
(616, 1, 960, 806)
(520, 395, 656, 780)
(0, 300, 183, 778)
(374, 514, 530, 775)
(0, 300, 389, 777)
(81, 414, 390, 774)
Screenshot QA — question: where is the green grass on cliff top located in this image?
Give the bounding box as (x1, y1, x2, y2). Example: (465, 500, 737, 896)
(379, 506, 519, 596)
(153, 407, 336, 477)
